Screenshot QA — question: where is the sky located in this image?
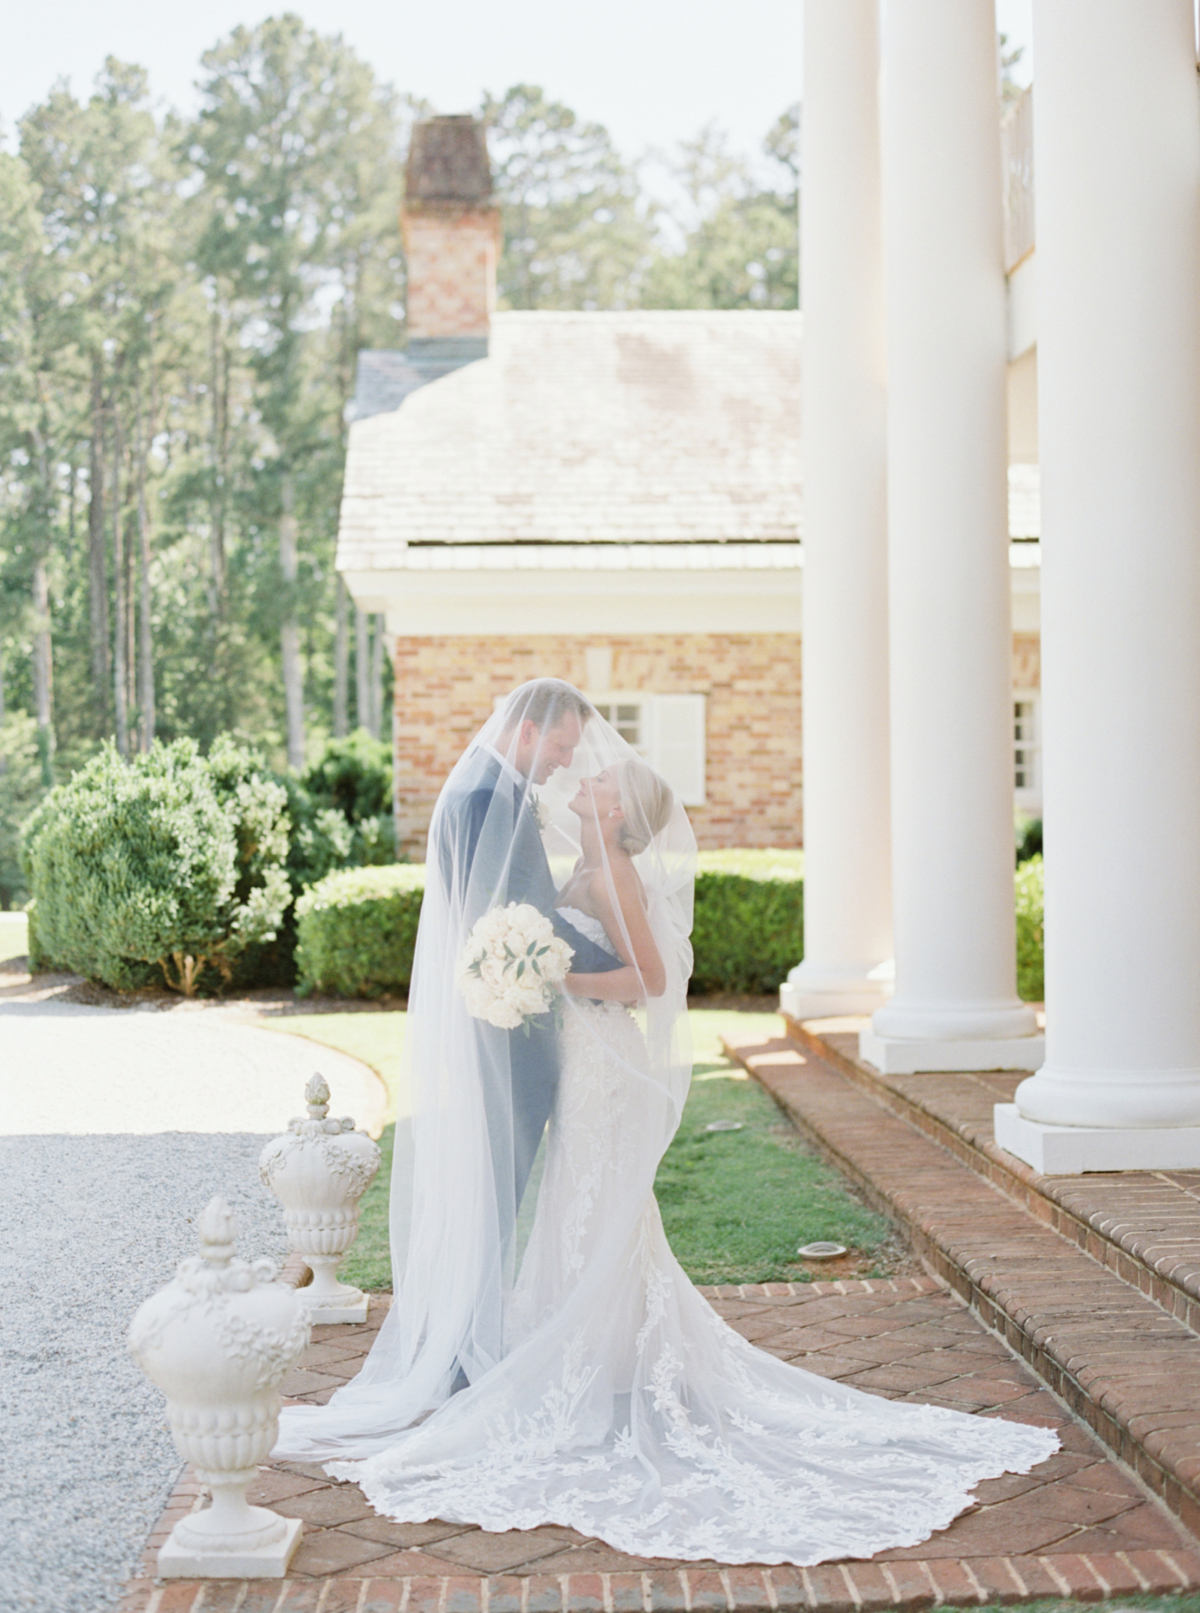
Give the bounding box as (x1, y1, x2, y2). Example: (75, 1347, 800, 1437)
(3, 0, 1036, 165)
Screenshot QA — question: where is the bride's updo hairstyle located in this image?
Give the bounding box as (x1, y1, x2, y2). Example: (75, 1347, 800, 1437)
(614, 759, 674, 855)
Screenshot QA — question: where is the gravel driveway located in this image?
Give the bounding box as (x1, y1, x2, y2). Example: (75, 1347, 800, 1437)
(0, 998, 385, 1613)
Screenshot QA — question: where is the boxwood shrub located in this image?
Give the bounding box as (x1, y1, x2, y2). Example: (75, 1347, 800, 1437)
(295, 864, 426, 998)
(22, 736, 291, 994)
(295, 850, 806, 1001)
(1015, 853, 1044, 1002)
(296, 847, 1047, 1005)
(691, 849, 804, 995)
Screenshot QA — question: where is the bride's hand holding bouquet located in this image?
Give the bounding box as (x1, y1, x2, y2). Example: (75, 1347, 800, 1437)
(455, 902, 574, 1031)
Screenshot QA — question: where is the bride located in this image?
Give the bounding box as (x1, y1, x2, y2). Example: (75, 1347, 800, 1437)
(274, 680, 1056, 1565)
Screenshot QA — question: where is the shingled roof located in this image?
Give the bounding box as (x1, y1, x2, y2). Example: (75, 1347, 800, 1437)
(336, 310, 803, 572)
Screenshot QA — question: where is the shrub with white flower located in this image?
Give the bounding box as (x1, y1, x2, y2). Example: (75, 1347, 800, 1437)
(455, 902, 574, 1031)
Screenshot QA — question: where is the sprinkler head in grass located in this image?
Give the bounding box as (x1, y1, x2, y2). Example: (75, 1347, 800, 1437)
(796, 1241, 848, 1260)
(705, 1120, 744, 1133)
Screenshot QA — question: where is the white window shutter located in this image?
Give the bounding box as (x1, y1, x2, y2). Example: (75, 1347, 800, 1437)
(648, 694, 707, 806)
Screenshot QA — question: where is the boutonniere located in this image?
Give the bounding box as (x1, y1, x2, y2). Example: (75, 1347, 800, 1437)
(528, 790, 549, 834)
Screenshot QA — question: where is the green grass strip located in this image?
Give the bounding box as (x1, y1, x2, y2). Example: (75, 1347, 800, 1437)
(269, 1007, 895, 1292)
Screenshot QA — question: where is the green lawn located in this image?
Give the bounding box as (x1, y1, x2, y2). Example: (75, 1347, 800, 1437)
(269, 1006, 897, 1292)
(258, 1010, 408, 1127)
(0, 913, 28, 964)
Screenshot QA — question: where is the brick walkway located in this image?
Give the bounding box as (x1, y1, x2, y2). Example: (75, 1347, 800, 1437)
(728, 1026, 1200, 1548)
(815, 1027, 1200, 1334)
(119, 1275, 1200, 1612)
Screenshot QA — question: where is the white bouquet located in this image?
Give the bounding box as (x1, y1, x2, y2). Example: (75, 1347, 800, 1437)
(455, 902, 574, 1031)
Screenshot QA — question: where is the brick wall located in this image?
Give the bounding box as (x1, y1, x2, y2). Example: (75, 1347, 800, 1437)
(391, 634, 805, 855)
(402, 210, 499, 340)
(393, 630, 1043, 856)
(1013, 632, 1040, 689)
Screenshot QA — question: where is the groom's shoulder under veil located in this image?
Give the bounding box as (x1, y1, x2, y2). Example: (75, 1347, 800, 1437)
(274, 676, 698, 1460)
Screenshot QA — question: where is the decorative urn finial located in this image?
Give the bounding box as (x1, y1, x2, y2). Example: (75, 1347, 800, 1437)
(259, 1074, 382, 1324)
(127, 1198, 310, 1578)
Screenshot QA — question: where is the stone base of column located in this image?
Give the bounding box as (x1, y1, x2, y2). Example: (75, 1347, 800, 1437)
(859, 1029, 1045, 1075)
(781, 960, 893, 1020)
(994, 1102, 1200, 1174)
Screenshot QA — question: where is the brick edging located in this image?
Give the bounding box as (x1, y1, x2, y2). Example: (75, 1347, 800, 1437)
(119, 1548, 1200, 1613)
(781, 1015, 1200, 1338)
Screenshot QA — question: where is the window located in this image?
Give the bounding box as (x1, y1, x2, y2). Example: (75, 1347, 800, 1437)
(592, 700, 644, 751)
(1013, 692, 1040, 809)
(494, 689, 707, 806)
(590, 692, 707, 807)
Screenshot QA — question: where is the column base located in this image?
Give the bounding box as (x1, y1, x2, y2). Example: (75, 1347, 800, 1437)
(994, 1102, 1200, 1174)
(781, 960, 894, 1020)
(158, 1513, 302, 1579)
(781, 980, 891, 1019)
(859, 1029, 1045, 1075)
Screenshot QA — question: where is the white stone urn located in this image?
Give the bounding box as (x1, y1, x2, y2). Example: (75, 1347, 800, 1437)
(259, 1073, 381, 1324)
(127, 1197, 310, 1578)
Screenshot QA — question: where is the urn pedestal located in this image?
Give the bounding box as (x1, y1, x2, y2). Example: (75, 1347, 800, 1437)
(127, 1198, 310, 1578)
(260, 1074, 382, 1324)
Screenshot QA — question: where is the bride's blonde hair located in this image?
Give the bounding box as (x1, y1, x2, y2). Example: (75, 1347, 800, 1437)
(614, 759, 674, 855)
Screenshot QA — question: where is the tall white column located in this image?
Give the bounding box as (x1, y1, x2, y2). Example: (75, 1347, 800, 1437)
(995, 0, 1200, 1174)
(860, 0, 1041, 1076)
(782, 0, 893, 1022)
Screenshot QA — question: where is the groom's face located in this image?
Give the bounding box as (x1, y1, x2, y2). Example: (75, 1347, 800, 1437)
(517, 713, 584, 784)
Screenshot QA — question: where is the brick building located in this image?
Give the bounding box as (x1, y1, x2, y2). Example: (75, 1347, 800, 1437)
(338, 115, 1040, 856)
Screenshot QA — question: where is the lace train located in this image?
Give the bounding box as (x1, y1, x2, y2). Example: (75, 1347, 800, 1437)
(327, 1002, 1058, 1565)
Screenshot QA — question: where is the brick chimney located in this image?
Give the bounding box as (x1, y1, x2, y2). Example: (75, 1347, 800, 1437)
(403, 115, 500, 345)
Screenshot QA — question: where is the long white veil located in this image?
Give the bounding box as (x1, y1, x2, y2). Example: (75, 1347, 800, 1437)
(275, 680, 696, 1458)
(275, 680, 1057, 1565)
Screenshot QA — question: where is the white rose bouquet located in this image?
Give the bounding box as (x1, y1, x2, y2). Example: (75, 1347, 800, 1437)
(455, 902, 574, 1032)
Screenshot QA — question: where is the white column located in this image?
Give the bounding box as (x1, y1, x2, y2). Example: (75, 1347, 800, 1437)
(782, 0, 894, 1022)
(994, 0, 1200, 1174)
(860, 0, 1041, 1076)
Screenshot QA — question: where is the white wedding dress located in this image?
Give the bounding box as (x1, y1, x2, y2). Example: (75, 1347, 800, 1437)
(324, 906, 1058, 1565)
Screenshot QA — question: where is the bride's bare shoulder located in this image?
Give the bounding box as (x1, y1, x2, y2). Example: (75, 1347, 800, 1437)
(588, 853, 647, 910)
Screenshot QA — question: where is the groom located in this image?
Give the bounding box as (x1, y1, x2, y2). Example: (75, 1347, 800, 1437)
(435, 679, 624, 1221)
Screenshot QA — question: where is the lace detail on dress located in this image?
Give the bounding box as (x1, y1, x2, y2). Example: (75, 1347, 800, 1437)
(324, 987, 1058, 1565)
(507, 999, 642, 1334)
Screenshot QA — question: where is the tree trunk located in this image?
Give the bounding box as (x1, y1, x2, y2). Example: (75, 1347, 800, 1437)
(333, 574, 349, 737)
(111, 407, 129, 758)
(370, 611, 384, 739)
(355, 604, 370, 733)
(280, 471, 305, 769)
(67, 457, 77, 566)
(31, 560, 54, 740)
(88, 359, 110, 727)
(125, 467, 136, 720)
(208, 304, 228, 618)
(136, 391, 156, 751)
(28, 415, 56, 777)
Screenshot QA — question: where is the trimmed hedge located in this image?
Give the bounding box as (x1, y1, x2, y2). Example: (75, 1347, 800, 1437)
(295, 864, 425, 998)
(691, 849, 804, 995)
(295, 850, 806, 1000)
(1015, 854, 1044, 1002)
(296, 848, 1048, 1006)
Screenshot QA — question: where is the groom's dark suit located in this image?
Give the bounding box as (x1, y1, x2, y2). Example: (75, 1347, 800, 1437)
(436, 747, 623, 1219)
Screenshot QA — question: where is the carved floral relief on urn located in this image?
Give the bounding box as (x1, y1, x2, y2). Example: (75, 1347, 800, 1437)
(127, 1197, 310, 1578)
(259, 1073, 382, 1324)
